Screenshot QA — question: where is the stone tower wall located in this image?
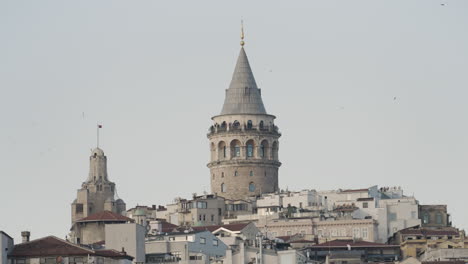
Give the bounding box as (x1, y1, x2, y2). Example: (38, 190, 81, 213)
(208, 115, 281, 200)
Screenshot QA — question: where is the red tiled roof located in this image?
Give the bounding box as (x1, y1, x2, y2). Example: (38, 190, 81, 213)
(309, 239, 399, 249)
(161, 222, 180, 233)
(290, 240, 315, 243)
(76, 211, 133, 223)
(9, 236, 94, 257)
(9, 236, 133, 260)
(192, 223, 251, 233)
(95, 249, 133, 260)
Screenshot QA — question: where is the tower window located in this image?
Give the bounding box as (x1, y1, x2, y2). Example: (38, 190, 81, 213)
(221, 183, 226, 193)
(234, 171, 238, 176)
(250, 171, 254, 177)
(247, 120, 253, 129)
(249, 182, 255, 192)
(259, 121, 264, 129)
(247, 142, 254, 157)
(234, 145, 240, 157)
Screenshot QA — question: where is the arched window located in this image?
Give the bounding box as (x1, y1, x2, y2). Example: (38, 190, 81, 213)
(246, 139, 255, 157)
(211, 142, 216, 161)
(272, 141, 279, 160)
(260, 140, 269, 159)
(247, 120, 253, 129)
(423, 213, 430, 224)
(234, 171, 238, 176)
(250, 171, 254, 177)
(249, 182, 255, 192)
(233, 120, 240, 129)
(221, 121, 227, 128)
(259, 121, 264, 129)
(230, 140, 241, 157)
(221, 183, 226, 193)
(218, 141, 226, 159)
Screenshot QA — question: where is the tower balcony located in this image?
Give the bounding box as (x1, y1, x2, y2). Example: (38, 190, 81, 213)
(207, 124, 281, 137)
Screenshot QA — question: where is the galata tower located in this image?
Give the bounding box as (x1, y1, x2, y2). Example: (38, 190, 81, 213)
(207, 28, 281, 200)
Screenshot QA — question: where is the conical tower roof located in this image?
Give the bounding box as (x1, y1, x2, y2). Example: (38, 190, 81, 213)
(220, 47, 267, 115)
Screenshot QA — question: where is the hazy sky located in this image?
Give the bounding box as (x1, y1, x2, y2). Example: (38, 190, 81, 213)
(1, 1, 467, 242)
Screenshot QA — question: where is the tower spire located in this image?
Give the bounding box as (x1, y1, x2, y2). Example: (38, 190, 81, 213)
(240, 20, 245, 46)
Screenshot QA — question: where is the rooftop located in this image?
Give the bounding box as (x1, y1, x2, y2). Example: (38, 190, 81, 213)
(9, 236, 133, 260)
(76, 211, 133, 223)
(308, 239, 399, 249)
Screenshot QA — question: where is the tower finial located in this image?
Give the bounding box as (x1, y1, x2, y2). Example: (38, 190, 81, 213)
(240, 19, 245, 46)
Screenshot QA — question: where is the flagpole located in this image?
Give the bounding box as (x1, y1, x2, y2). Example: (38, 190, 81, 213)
(97, 124, 100, 148)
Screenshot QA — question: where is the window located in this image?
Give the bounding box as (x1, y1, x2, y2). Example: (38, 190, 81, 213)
(189, 256, 202, 260)
(234, 145, 241, 157)
(317, 230, 322, 236)
(211, 214, 214, 221)
(331, 229, 337, 237)
(389, 213, 397, 221)
(423, 213, 430, 224)
(260, 144, 265, 157)
(363, 202, 368, 208)
(353, 228, 360, 238)
(221, 183, 226, 193)
(411, 211, 417, 219)
(436, 213, 443, 224)
(362, 227, 368, 239)
(76, 204, 83, 213)
(199, 215, 202, 221)
(259, 121, 264, 129)
(203, 214, 206, 221)
(213, 239, 219, 246)
(247, 120, 253, 129)
(340, 229, 346, 237)
(250, 171, 254, 177)
(223, 146, 226, 157)
(196, 202, 207, 209)
(287, 231, 292, 236)
(249, 182, 255, 192)
(221, 172, 224, 178)
(234, 171, 238, 176)
(247, 143, 254, 157)
(200, 237, 206, 244)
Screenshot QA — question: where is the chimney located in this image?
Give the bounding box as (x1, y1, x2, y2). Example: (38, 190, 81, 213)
(21, 231, 30, 243)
